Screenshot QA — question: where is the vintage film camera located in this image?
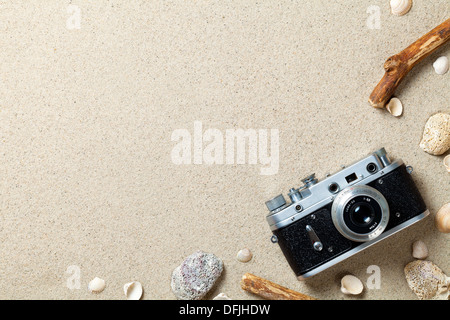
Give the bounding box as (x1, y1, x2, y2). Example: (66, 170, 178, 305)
(266, 148, 429, 279)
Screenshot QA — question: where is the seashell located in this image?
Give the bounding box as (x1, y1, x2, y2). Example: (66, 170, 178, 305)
(435, 203, 450, 233)
(386, 97, 403, 117)
(419, 113, 450, 155)
(88, 277, 106, 293)
(340, 275, 364, 295)
(444, 155, 450, 173)
(123, 281, 143, 300)
(433, 56, 449, 75)
(412, 240, 428, 259)
(236, 248, 253, 263)
(390, 0, 412, 16)
(171, 250, 223, 300)
(404, 260, 449, 300)
(213, 293, 232, 300)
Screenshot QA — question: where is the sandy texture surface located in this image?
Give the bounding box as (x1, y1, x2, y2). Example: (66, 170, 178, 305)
(0, 0, 448, 300)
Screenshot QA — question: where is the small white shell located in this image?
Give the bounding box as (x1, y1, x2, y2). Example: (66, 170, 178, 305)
(444, 155, 450, 173)
(88, 277, 106, 293)
(412, 240, 428, 259)
(213, 293, 232, 300)
(404, 260, 449, 300)
(236, 248, 253, 263)
(390, 0, 412, 16)
(386, 97, 403, 117)
(340, 275, 364, 295)
(435, 203, 450, 233)
(433, 56, 449, 75)
(123, 281, 143, 300)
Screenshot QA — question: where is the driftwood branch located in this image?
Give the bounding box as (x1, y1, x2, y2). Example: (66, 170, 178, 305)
(240, 273, 317, 300)
(369, 18, 450, 109)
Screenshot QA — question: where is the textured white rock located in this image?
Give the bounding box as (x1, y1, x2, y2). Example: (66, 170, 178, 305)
(171, 251, 223, 300)
(419, 113, 450, 156)
(404, 260, 449, 300)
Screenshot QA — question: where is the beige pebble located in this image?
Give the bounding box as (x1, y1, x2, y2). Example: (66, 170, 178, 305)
(412, 240, 428, 259)
(236, 248, 253, 263)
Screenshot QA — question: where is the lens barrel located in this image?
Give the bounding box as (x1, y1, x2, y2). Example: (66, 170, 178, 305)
(331, 185, 389, 242)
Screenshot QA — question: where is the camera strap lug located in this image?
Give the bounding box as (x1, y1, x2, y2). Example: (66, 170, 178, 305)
(270, 235, 278, 243)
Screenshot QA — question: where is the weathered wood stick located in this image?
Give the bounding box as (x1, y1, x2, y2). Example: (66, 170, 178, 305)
(240, 273, 317, 300)
(369, 18, 450, 109)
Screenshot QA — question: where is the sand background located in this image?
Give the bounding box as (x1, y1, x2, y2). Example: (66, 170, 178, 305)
(0, 0, 448, 300)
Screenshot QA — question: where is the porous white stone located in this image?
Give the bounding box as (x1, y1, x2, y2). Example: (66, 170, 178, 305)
(171, 250, 223, 300)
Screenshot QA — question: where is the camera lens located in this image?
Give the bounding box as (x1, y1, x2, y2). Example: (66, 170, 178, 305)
(331, 185, 390, 242)
(343, 196, 381, 235)
(349, 202, 375, 226)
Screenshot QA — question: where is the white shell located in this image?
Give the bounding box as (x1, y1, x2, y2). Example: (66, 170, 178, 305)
(444, 155, 450, 173)
(404, 260, 449, 300)
(236, 248, 253, 263)
(386, 97, 403, 117)
(123, 281, 143, 300)
(88, 277, 106, 293)
(433, 56, 449, 75)
(213, 293, 232, 300)
(340, 275, 364, 295)
(412, 240, 428, 259)
(390, 0, 412, 16)
(435, 203, 450, 233)
(419, 113, 450, 156)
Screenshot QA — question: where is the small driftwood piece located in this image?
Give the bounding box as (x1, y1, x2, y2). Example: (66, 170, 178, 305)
(369, 18, 450, 109)
(240, 273, 317, 300)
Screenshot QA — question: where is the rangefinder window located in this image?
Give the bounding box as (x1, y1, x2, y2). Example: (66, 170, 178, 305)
(345, 173, 358, 183)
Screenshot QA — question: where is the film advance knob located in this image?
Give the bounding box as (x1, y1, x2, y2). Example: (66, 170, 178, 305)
(265, 194, 287, 212)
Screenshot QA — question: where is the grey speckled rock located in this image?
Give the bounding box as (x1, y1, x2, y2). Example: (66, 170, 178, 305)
(171, 251, 223, 300)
